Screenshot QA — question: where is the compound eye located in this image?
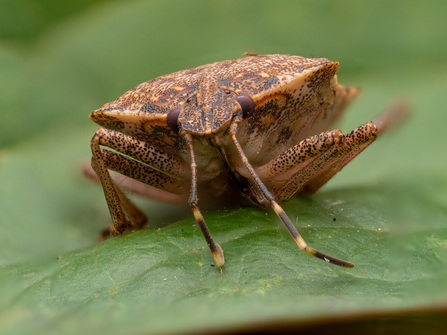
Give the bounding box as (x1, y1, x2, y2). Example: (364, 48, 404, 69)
(167, 107, 181, 133)
(235, 94, 255, 119)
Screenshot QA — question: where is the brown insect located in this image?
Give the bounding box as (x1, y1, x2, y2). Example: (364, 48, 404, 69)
(86, 53, 408, 268)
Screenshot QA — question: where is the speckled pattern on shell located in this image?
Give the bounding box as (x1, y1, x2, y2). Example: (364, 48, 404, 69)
(90, 54, 342, 166)
(98, 55, 336, 113)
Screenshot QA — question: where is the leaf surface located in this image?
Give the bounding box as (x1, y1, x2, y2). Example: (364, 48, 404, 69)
(1, 0, 446, 334)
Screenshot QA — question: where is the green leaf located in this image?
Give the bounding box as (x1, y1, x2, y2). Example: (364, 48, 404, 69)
(1, 183, 447, 334)
(1, 0, 446, 334)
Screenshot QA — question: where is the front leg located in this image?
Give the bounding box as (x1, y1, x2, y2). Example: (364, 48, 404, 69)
(183, 133, 225, 267)
(90, 128, 188, 238)
(91, 132, 144, 236)
(230, 118, 354, 268)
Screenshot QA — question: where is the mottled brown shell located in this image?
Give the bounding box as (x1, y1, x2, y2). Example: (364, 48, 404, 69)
(97, 54, 337, 112)
(90, 54, 344, 165)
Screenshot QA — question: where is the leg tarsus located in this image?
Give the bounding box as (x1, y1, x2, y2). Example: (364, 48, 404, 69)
(191, 203, 224, 267)
(114, 183, 147, 230)
(98, 226, 112, 241)
(304, 246, 354, 268)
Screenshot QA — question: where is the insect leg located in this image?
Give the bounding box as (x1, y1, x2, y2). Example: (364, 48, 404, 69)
(230, 118, 354, 268)
(83, 163, 183, 204)
(372, 100, 410, 134)
(184, 133, 225, 267)
(92, 128, 190, 237)
(256, 129, 344, 180)
(291, 122, 377, 196)
(302, 102, 410, 194)
(99, 149, 187, 196)
(93, 129, 188, 179)
(272, 122, 377, 199)
(91, 131, 146, 237)
(261, 102, 410, 199)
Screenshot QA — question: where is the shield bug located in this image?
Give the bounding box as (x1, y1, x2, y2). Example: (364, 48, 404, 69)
(87, 53, 408, 268)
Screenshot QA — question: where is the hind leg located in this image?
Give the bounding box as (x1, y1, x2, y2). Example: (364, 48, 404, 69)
(256, 102, 410, 200)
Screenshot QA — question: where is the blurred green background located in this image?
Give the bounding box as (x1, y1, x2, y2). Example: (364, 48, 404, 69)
(0, 0, 446, 334)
